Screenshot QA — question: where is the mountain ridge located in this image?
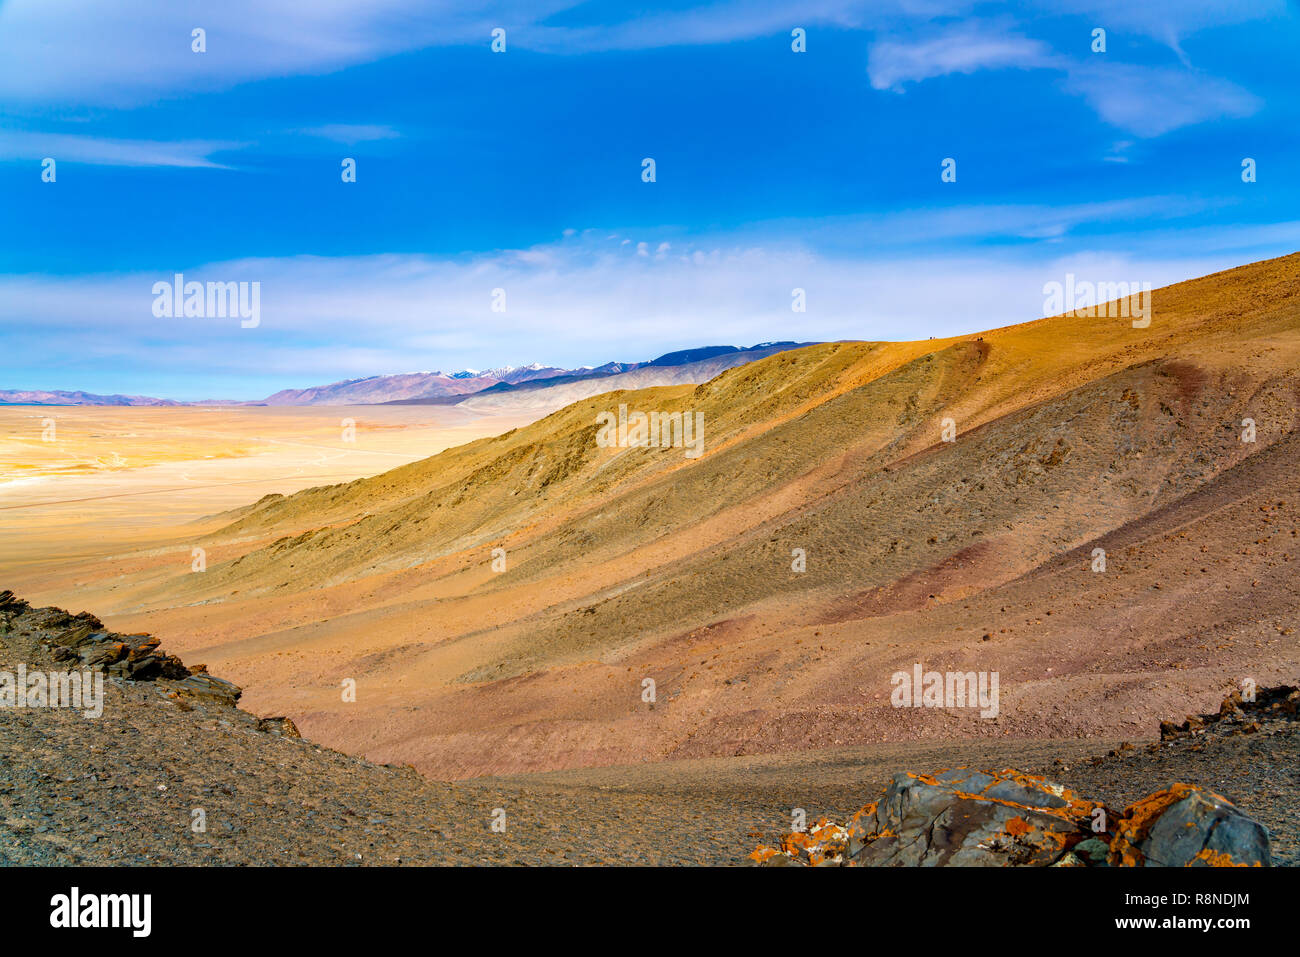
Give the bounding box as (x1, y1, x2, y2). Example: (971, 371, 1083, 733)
(1, 342, 810, 407)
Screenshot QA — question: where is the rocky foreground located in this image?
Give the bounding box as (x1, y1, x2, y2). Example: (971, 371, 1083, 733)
(2, 589, 1296, 866)
(752, 769, 1272, 867)
(753, 686, 1297, 867)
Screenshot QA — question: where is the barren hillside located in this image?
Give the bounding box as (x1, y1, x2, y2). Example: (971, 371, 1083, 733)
(60, 253, 1300, 779)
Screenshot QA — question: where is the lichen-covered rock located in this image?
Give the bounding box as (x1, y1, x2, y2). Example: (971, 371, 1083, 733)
(1109, 783, 1271, 867)
(752, 768, 1111, 867)
(752, 770, 1273, 867)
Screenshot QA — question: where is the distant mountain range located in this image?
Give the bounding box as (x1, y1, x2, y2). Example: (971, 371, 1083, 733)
(0, 390, 185, 407)
(1, 343, 811, 408)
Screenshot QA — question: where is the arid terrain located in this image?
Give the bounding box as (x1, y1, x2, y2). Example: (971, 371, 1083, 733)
(2, 254, 1298, 797)
(3, 590, 1295, 865)
(0, 403, 539, 569)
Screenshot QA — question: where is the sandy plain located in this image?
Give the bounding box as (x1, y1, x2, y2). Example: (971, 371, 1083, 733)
(0, 402, 536, 575)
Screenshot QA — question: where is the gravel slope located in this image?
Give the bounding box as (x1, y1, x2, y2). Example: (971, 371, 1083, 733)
(3, 593, 1294, 866)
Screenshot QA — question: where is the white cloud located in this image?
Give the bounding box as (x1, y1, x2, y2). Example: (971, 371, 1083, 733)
(748, 196, 1225, 249)
(0, 0, 573, 105)
(4, 0, 914, 105)
(868, 22, 1052, 90)
(1, 0, 1278, 122)
(0, 132, 241, 168)
(0, 210, 1291, 398)
(865, 19, 1264, 136)
(297, 124, 401, 144)
(1027, 0, 1289, 62)
(1061, 63, 1262, 137)
(517, 0, 965, 53)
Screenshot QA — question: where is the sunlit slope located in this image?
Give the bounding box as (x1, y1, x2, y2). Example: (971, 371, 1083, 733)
(177, 253, 1298, 607)
(456, 353, 1297, 681)
(104, 252, 1300, 778)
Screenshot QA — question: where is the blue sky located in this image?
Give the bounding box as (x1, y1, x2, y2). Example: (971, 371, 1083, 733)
(1, 0, 1297, 400)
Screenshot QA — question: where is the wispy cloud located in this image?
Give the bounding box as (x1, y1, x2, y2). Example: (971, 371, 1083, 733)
(0, 208, 1290, 399)
(517, 0, 954, 52)
(1062, 63, 1262, 137)
(762, 196, 1228, 249)
(868, 22, 1052, 90)
(0, 0, 568, 106)
(0, 0, 912, 106)
(1, 0, 1281, 115)
(0, 132, 242, 168)
(865, 18, 1265, 136)
(1027, 0, 1290, 62)
(296, 124, 401, 144)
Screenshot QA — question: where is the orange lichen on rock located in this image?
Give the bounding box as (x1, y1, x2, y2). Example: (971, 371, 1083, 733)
(1192, 848, 1257, 867)
(753, 767, 1109, 867)
(907, 768, 1100, 824)
(1108, 783, 1270, 867)
(748, 846, 782, 864)
(1005, 817, 1034, 837)
(1109, 783, 1200, 866)
(750, 768, 1271, 867)
(748, 815, 856, 866)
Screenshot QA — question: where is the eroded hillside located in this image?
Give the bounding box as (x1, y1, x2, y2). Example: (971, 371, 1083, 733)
(88, 253, 1300, 778)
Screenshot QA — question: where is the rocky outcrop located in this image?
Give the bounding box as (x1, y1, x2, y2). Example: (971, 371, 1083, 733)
(175, 672, 243, 708)
(257, 716, 302, 738)
(852, 769, 1106, 867)
(1160, 685, 1299, 743)
(1, 589, 242, 708)
(752, 768, 1271, 867)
